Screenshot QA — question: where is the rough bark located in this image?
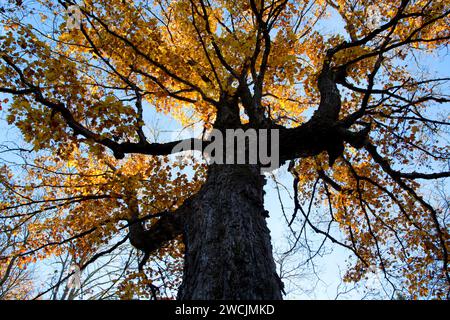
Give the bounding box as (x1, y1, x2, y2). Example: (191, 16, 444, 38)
(177, 164, 283, 300)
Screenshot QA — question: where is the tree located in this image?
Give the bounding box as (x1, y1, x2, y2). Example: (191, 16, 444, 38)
(0, 0, 449, 299)
(0, 159, 34, 299)
(0, 228, 34, 300)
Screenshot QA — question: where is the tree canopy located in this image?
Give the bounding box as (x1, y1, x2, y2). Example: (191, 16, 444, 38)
(0, 0, 449, 299)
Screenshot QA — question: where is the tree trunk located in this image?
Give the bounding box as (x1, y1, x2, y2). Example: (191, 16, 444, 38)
(178, 164, 283, 300)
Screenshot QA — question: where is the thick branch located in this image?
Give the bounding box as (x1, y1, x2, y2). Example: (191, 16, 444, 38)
(126, 194, 190, 256)
(0, 54, 201, 159)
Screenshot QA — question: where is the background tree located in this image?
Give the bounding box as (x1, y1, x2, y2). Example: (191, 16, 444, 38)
(0, 0, 449, 299)
(0, 219, 34, 299)
(0, 153, 34, 299)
